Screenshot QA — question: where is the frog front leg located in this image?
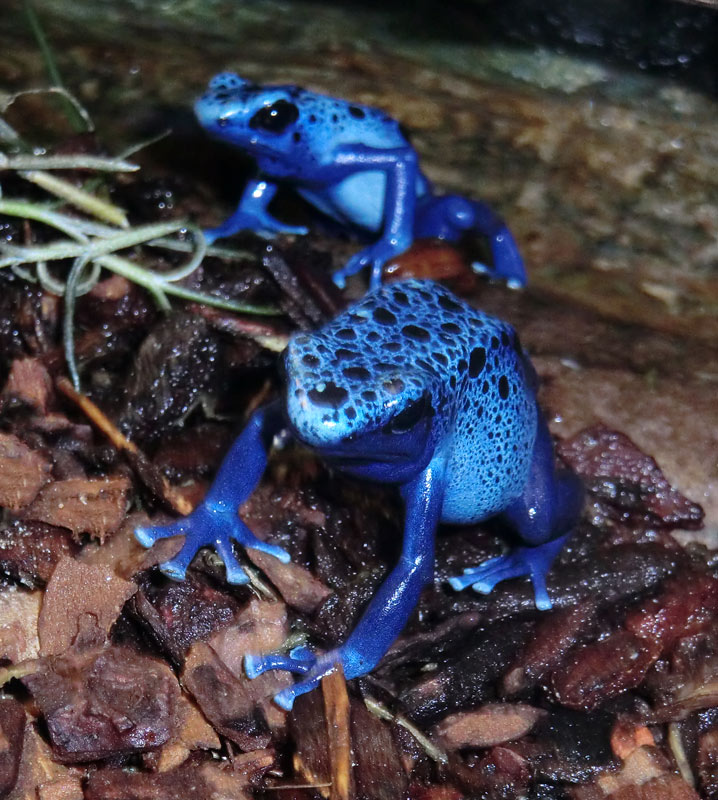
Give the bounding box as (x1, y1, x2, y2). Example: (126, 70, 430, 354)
(135, 401, 290, 583)
(205, 178, 309, 244)
(245, 456, 446, 710)
(449, 415, 583, 609)
(327, 145, 419, 290)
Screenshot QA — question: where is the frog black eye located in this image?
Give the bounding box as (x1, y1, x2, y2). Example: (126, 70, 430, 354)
(384, 394, 431, 435)
(249, 100, 299, 133)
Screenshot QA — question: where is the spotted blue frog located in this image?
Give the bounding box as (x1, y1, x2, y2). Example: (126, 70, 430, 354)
(136, 280, 581, 709)
(194, 73, 527, 289)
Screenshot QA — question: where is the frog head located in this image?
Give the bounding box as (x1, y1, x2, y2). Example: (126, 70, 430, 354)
(195, 72, 302, 155)
(282, 283, 446, 483)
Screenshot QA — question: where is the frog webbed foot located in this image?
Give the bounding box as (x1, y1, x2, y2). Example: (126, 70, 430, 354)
(135, 502, 290, 585)
(448, 533, 569, 611)
(245, 644, 371, 710)
(205, 208, 308, 243)
(333, 238, 409, 290)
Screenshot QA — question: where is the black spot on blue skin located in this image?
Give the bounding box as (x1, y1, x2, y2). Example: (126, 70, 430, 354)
(302, 354, 320, 367)
(499, 375, 510, 399)
(367, 331, 380, 342)
(482, 380, 490, 394)
(457, 359, 468, 374)
(309, 114, 317, 123)
(345, 407, 357, 420)
(308, 381, 348, 409)
(376, 362, 396, 372)
(469, 347, 486, 378)
(501, 331, 510, 347)
(477, 406, 483, 417)
(336, 328, 356, 340)
(349, 105, 365, 119)
(385, 341, 401, 352)
(438, 293, 462, 312)
(332, 114, 339, 123)
(373, 307, 397, 325)
(416, 358, 440, 377)
(336, 348, 357, 361)
(343, 366, 371, 381)
(491, 336, 500, 349)
(449, 375, 457, 389)
(441, 322, 460, 335)
(402, 324, 430, 342)
(218, 118, 229, 127)
(394, 290, 409, 305)
(432, 352, 448, 366)
(361, 390, 377, 402)
(293, 131, 301, 142)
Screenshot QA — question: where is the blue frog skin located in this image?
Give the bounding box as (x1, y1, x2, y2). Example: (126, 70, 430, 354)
(135, 280, 582, 709)
(194, 73, 527, 289)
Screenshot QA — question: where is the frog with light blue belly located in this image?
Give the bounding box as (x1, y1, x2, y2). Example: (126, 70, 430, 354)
(193, 73, 527, 289)
(136, 280, 582, 710)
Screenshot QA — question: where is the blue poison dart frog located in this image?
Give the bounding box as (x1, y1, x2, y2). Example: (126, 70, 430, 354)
(194, 73, 527, 290)
(136, 280, 583, 710)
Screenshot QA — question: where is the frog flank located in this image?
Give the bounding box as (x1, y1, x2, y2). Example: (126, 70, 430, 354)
(135, 280, 582, 709)
(194, 73, 527, 289)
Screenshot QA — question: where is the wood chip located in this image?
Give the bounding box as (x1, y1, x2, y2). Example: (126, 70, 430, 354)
(0, 432, 52, 511)
(434, 703, 546, 750)
(38, 556, 136, 657)
(22, 475, 131, 541)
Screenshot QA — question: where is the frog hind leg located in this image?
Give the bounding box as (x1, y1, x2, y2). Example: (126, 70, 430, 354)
(449, 415, 583, 610)
(415, 194, 527, 288)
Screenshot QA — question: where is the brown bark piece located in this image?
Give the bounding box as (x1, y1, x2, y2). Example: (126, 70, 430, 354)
(36, 776, 84, 800)
(84, 753, 273, 800)
(2, 357, 53, 413)
(434, 703, 546, 750)
(23, 645, 179, 762)
(247, 549, 332, 614)
(38, 556, 136, 657)
(152, 693, 221, 772)
(0, 587, 40, 664)
(502, 601, 597, 695)
(557, 425, 704, 530)
(0, 698, 25, 799)
(0, 433, 51, 512)
(624, 571, 718, 654)
(551, 631, 656, 710)
(22, 476, 131, 541)
(7, 721, 80, 800)
(322, 666, 352, 800)
(131, 571, 242, 665)
(350, 699, 408, 800)
(182, 641, 279, 752)
(0, 520, 78, 587)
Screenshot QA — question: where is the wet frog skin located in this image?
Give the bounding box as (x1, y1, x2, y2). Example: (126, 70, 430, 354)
(136, 280, 582, 709)
(194, 73, 527, 289)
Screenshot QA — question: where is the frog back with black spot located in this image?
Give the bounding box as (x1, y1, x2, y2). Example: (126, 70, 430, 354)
(284, 280, 538, 524)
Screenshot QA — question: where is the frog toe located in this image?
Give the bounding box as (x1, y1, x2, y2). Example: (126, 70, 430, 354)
(449, 534, 568, 611)
(245, 646, 315, 680)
